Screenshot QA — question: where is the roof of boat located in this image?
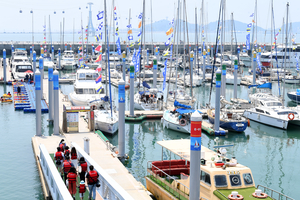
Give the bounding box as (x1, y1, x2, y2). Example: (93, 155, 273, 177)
(157, 139, 251, 173)
(76, 68, 98, 73)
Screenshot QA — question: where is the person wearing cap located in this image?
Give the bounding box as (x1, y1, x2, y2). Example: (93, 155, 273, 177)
(78, 180, 86, 200)
(59, 140, 66, 153)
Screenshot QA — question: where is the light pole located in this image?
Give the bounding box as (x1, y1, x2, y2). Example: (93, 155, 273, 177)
(30, 10, 34, 46)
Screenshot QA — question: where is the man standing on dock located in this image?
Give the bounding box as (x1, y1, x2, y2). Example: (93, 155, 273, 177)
(86, 165, 99, 200)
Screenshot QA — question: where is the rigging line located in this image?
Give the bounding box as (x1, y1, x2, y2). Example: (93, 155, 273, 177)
(209, 0, 223, 105)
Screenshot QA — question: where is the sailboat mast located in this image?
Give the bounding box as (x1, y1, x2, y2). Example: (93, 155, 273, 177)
(182, 0, 186, 89)
(175, 0, 180, 100)
(231, 12, 233, 69)
(127, 9, 131, 47)
(282, 2, 289, 106)
(195, 8, 198, 74)
(81, 13, 84, 63)
(104, 0, 108, 96)
(151, 0, 154, 55)
(270, 0, 273, 67)
(73, 18, 74, 49)
(49, 15, 52, 49)
(142, 0, 146, 91)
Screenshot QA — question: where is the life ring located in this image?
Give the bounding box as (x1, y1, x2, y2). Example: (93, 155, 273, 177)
(179, 119, 186, 126)
(288, 113, 295, 120)
(247, 119, 250, 127)
(228, 194, 244, 200)
(252, 192, 268, 199)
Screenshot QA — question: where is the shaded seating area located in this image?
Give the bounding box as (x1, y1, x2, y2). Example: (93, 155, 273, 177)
(151, 159, 190, 176)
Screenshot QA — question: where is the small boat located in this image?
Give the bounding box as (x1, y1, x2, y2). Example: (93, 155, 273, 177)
(1, 98, 12, 103)
(134, 83, 163, 111)
(61, 50, 78, 70)
(145, 139, 292, 200)
(287, 91, 300, 103)
(94, 103, 118, 134)
(282, 75, 300, 84)
(207, 109, 248, 132)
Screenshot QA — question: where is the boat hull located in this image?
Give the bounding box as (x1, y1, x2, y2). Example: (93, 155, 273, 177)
(207, 115, 247, 132)
(287, 92, 300, 103)
(95, 121, 118, 134)
(162, 111, 190, 134)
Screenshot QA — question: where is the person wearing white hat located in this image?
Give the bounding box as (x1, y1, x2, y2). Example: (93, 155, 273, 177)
(78, 180, 86, 200)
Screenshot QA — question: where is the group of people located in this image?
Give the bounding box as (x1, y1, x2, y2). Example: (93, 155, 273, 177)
(53, 139, 99, 200)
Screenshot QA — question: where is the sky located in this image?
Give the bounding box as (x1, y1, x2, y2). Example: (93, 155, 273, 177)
(0, 0, 298, 32)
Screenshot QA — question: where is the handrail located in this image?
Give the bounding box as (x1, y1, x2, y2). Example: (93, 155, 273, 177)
(39, 144, 73, 200)
(147, 161, 190, 199)
(257, 184, 294, 200)
(215, 189, 229, 199)
(71, 142, 134, 200)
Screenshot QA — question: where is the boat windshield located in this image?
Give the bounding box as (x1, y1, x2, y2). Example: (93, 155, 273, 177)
(76, 88, 96, 94)
(277, 111, 297, 115)
(266, 102, 282, 107)
(16, 65, 32, 72)
(214, 175, 228, 188)
(78, 73, 98, 80)
(14, 59, 27, 63)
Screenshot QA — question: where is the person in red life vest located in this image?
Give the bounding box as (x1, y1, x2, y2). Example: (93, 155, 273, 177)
(70, 147, 78, 168)
(78, 180, 86, 200)
(78, 157, 87, 182)
(59, 139, 66, 152)
(86, 165, 99, 200)
(67, 167, 78, 198)
(64, 146, 70, 157)
(63, 156, 74, 184)
(53, 147, 64, 173)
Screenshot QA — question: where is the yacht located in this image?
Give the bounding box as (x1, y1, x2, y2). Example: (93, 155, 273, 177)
(11, 60, 33, 81)
(43, 54, 56, 71)
(145, 139, 292, 200)
(239, 52, 251, 67)
(243, 98, 300, 129)
(134, 87, 163, 110)
(69, 68, 105, 107)
(94, 103, 118, 134)
(61, 50, 77, 70)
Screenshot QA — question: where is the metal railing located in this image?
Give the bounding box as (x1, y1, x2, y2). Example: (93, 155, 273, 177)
(71, 142, 134, 200)
(257, 185, 294, 200)
(39, 144, 73, 200)
(147, 161, 190, 200)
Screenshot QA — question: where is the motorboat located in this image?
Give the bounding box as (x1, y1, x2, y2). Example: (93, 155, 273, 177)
(239, 52, 251, 67)
(134, 87, 163, 111)
(282, 75, 300, 84)
(43, 55, 56, 71)
(287, 90, 300, 103)
(61, 50, 77, 70)
(145, 139, 291, 200)
(243, 98, 300, 129)
(69, 68, 106, 107)
(207, 109, 248, 132)
(11, 60, 33, 81)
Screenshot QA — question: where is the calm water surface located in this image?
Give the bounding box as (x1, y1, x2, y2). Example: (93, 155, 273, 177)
(1, 69, 299, 199)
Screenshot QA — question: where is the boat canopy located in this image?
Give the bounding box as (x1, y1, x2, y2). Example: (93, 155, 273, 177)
(143, 81, 151, 89)
(174, 100, 191, 109)
(248, 82, 272, 89)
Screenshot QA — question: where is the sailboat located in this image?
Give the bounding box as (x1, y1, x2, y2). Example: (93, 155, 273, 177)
(94, 0, 118, 134)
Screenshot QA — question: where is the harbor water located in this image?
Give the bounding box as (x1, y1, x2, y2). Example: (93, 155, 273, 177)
(1, 70, 300, 199)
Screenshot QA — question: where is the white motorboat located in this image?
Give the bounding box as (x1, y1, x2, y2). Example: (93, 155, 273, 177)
(61, 50, 77, 70)
(239, 52, 251, 67)
(282, 75, 300, 84)
(243, 99, 300, 129)
(162, 109, 190, 134)
(94, 104, 118, 134)
(225, 73, 241, 85)
(110, 69, 122, 79)
(11, 60, 33, 81)
(139, 69, 153, 78)
(134, 88, 163, 110)
(69, 68, 105, 107)
(43, 56, 56, 71)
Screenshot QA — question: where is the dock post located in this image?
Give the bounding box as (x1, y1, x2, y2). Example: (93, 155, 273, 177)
(221, 64, 226, 98)
(30, 46, 33, 64)
(48, 64, 54, 124)
(39, 56, 44, 100)
(153, 56, 157, 88)
(65, 44, 67, 52)
(92, 44, 95, 57)
(53, 69, 59, 135)
(33, 51, 36, 81)
(3, 49, 6, 84)
(11, 45, 14, 60)
(203, 49, 206, 82)
(189, 110, 202, 200)
(146, 48, 149, 65)
(58, 48, 61, 70)
(118, 79, 126, 158)
(51, 46, 54, 62)
(190, 51, 194, 89)
(157, 46, 160, 61)
(130, 64, 134, 117)
(234, 59, 238, 99)
(122, 51, 126, 81)
(207, 45, 211, 63)
(252, 51, 257, 85)
(214, 69, 221, 132)
(35, 69, 42, 136)
(84, 137, 90, 155)
(70, 44, 72, 51)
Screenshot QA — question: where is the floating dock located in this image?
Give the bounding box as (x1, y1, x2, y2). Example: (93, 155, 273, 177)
(13, 82, 48, 113)
(125, 110, 164, 121)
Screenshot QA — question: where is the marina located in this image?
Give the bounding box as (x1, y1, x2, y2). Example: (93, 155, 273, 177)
(1, 0, 300, 200)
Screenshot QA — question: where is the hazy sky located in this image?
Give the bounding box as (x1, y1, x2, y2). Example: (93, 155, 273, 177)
(0, 0, 297, 32)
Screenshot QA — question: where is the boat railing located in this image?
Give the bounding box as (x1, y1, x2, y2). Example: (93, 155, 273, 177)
(71, 142, 134, 200)
(147, 161, 190, 199)
(39, 144, 73, 200)
(256, 185, 294, 200)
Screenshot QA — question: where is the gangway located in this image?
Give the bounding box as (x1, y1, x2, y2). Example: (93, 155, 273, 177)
(71, 142, 134, 200)
(39, 144, 73, 200)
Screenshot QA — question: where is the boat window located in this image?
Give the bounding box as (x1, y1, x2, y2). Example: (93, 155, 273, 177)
(278, 111, 297, 115)
(266, 102, 282, 106)
(265, 111, 270, 115)
(92, 73, 98, 79)
(89, 89, 95, 94)
(83, 89, 89, 94)
(255, 108, 264, 113)
(78, 73, 86, 80)
(229, 175, 242, 187)
(243, 173, 253, 185)
(76, 89, 83, 94)
(214, 175, 227, 188)
(16, 65, 32, 72)
(85, 73, 94, 80)
(200, 171, 211, 186)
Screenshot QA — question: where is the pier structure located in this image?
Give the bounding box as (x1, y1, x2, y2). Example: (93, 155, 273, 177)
(31, 78, 152, 200)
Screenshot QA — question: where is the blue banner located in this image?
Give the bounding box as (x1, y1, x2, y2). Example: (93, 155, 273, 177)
(162, 60, 167, 91)
(118, 84, 125, 103)
(256, 54, 262, 72)
(296, 53, 299, 71)
(246, 34, 250, 50)
(116, 37, 121, 55)
(191, 137, 201, 151)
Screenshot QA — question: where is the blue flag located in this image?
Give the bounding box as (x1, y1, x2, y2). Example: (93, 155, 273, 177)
(128, 36, 133, 40)
(246, 34, 250, 50)
(163, 60, 167, 91)
(256, 54, 262, 72)
(116, 37, 121, 55)
(127, 24, 132, 28)
(97, 11, 104, 20)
